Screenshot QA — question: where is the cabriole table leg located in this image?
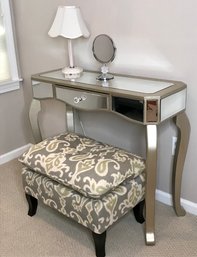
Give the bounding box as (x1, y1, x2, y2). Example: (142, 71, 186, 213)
(172, 112, 190, 216)
(29, 99, 42, 143)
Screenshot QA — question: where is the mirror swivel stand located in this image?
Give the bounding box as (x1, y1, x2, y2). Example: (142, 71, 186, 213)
(97, 64, 114, 81)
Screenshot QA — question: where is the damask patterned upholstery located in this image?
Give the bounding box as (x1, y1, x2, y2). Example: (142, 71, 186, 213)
(19, 133, 145, 199)
(22, 167, 145, 234)
(19, 132, 146, 234)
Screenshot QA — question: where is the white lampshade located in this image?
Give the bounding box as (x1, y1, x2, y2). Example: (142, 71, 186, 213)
(48, 6, 90, 39)
(48, 6, 90, 80)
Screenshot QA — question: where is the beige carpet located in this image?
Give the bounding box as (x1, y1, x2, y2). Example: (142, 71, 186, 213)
(0, 159, 196, 257)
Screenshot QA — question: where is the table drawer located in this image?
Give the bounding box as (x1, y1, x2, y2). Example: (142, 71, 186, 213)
(56, 86, 109, 110)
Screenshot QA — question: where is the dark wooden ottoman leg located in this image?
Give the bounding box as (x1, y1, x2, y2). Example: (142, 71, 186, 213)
(133, 199, 145, 224)
(25, 193, 38, 216)
(92, 231, 106, 257)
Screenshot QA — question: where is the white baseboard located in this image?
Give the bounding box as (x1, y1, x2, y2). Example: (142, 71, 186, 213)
(156, 189, 197, 216)
(0, 144, 32, 165)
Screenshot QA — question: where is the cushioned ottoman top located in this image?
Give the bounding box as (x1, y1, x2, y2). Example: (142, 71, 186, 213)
(19, 133, 145, 198)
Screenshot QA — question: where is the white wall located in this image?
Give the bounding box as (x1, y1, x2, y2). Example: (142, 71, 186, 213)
(6, 0, 197, 204)
(68, 0, 197, 203)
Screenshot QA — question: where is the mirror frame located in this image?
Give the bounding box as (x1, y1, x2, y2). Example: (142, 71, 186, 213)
(92, 34, 116, 64)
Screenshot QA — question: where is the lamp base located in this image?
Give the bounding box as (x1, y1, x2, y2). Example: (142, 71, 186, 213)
(62, 66, 83, 80)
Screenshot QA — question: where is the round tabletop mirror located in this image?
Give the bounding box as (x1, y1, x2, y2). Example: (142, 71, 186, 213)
(92, 34, 116, 80)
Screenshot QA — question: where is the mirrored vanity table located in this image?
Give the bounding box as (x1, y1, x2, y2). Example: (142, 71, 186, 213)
(30, 69, 190, 245)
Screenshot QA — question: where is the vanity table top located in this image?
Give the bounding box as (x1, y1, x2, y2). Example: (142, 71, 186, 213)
(31, 69, 186, 99)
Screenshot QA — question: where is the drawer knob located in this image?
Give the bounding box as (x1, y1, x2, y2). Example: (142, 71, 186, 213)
(74, 95, 87, 103)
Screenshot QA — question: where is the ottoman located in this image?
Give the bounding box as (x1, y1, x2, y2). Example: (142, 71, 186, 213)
(19, 132, 146, 257)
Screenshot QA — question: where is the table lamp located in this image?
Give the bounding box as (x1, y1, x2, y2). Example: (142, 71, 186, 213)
(48, 6, 90, 79)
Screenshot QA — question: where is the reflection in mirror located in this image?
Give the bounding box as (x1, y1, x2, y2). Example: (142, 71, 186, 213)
(92, 34, 116, 81)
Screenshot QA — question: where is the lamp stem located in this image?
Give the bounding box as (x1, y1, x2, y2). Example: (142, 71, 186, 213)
(68, 39, 74, 68)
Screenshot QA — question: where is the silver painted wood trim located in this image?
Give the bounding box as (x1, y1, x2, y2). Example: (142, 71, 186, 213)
(145, 125, 157, 245)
